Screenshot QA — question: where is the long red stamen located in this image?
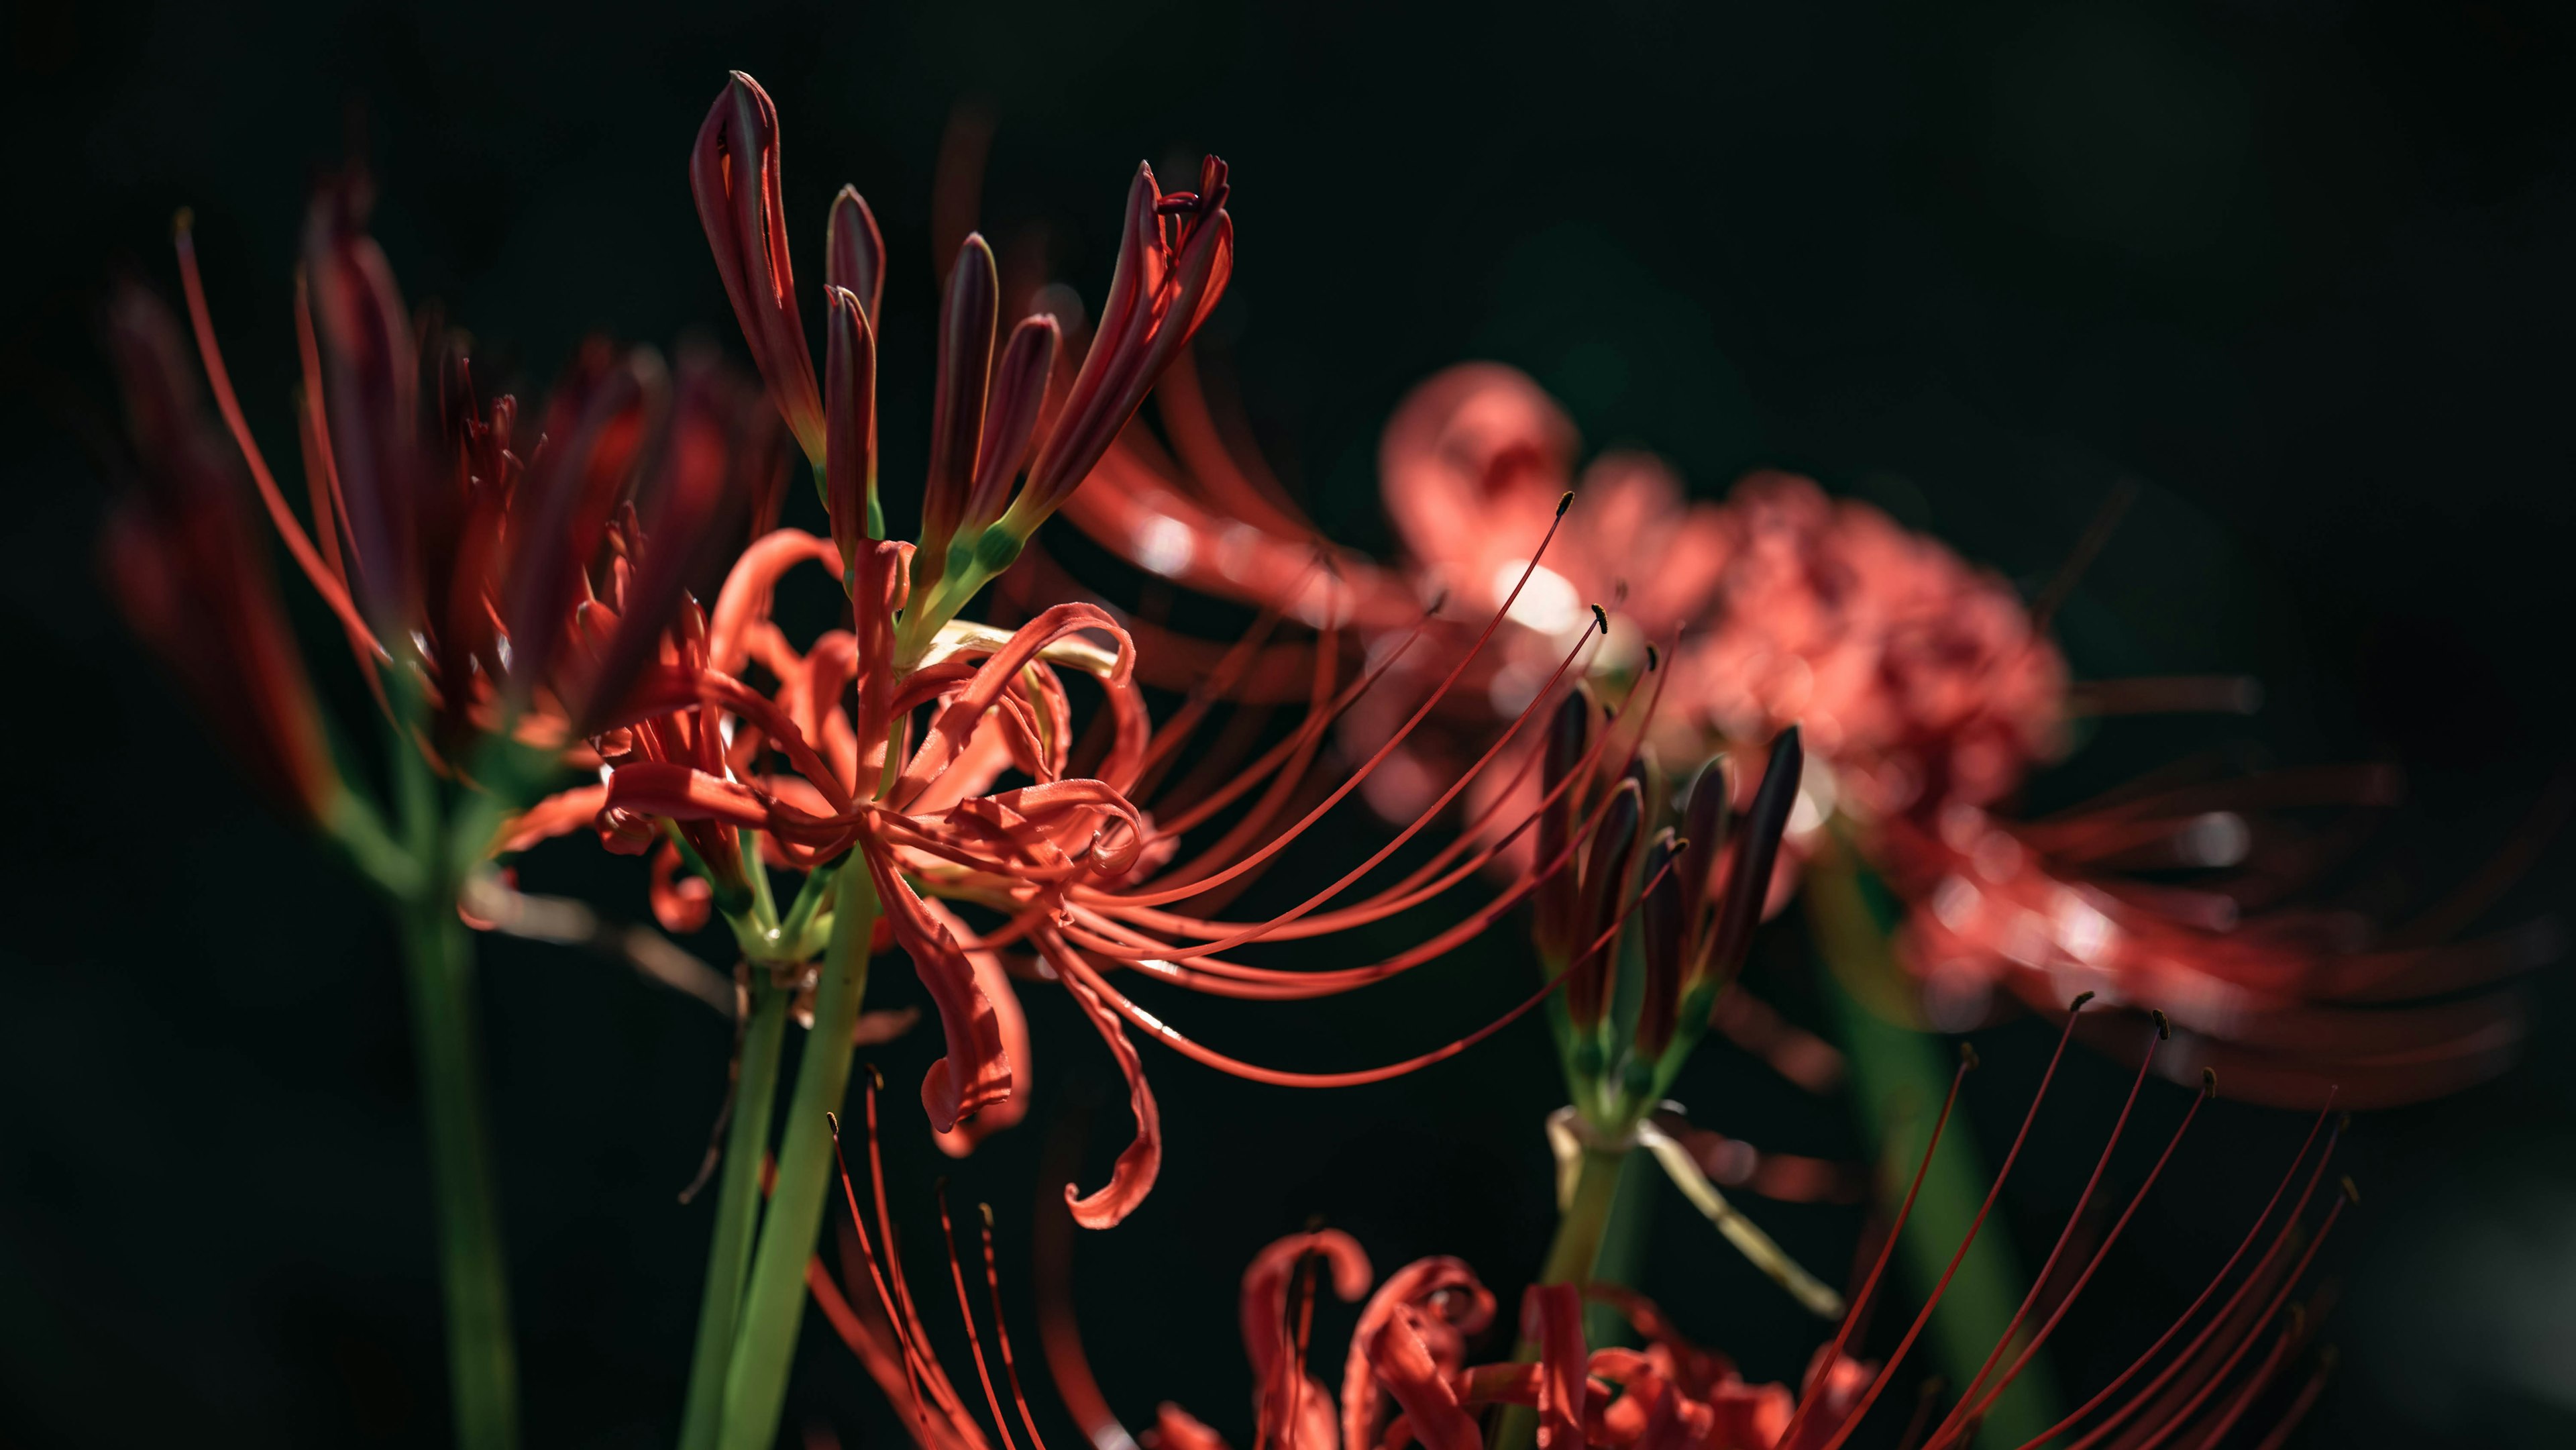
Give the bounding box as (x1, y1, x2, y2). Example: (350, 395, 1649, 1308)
(975, 1204, 1055, 1450)
(1051, 848, 1676, 1088)
(1813, 998, 2102, 1450)
(1093, 639, 1655, 945)
(1104, 496, 1583, 907)
(867, 1079, 986, 1431)
(2112, 1204, 2343, 1450)
(1775, 1047, 1977, 1449)
(828, 1105, 938, 1439)
(2003, 1105, 2343, 1450)
(174, 219, 384, 658)
(938, 1184, 1024, 1450)
(1928, 1068, 2213, 1446)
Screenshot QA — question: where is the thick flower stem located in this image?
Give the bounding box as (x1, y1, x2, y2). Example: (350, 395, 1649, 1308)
(1806, 842, 2056, 1448)
(716, 855, 880, 1450)
(678, 978, 793, 1450)
(1497, 1142, 1629, 1450)
(398, 888, 521, 1450)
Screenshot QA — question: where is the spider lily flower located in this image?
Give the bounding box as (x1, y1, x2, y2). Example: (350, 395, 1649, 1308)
(1058, 356, 2551, 1110)
(979, 1008, 2338, 1450)
(541, 74, 1726, 1253)
(144, 177, 765, 810)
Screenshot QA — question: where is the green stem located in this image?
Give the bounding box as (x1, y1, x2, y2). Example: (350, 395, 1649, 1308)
(1497, 1143, 1629, 1450)
(716, 854, 879, 1450)
(398, 888, 521, 1450)
(678, 978, 794, 1450)
(1807, 846, 2056, 1447)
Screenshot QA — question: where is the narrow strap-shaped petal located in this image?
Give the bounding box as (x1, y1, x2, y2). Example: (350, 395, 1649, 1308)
(869, 842, 1012, 1132)
(691, 72, 824, 461)
(1362, 1314, 1481, 1450)
(1044, 929, 1161, 1228)
(827, 185, 887, 330)
(922, 234, 999, 572)
(825, 284, 880, 571)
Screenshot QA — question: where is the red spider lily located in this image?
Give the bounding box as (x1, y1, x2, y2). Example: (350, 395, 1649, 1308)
(813, 1008, 2343, 1450)
(516, 72, 1734, 1239)
(131, 175, 767, 796)
(1057, 356, 2549, 1109)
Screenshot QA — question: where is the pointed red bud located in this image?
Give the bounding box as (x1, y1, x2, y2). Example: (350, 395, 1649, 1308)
(1004, 157, 1234, 534)
(1701, 727, 1802, 987)
(961, 313, 1061, 532)
(824, 284, 878, 577)
(1566, 777, 1643, 1031)
(691, 72, 824, 464)
(921, 233, 998, 571)
(1678, 757, 1731, 933)
(1533, 686, 1594, 964)
(826, 185, 885, 331)
(301, 172, 420, 630)
(1636, 829, 1686, 1057)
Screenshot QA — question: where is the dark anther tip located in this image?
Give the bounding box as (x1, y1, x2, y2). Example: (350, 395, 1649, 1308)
(867, 1064, 885, 1090)
(1556, 491, 1574, 517)
(2339, 1175, 2361, 1205)
(824, 1110, 841, 1134)
(1646, 643, 1660, 672)
(1304, 1211, 1326, 1231)
(2151, 1008, 2171, 1039)
(1591, 603, 1609, 634)
(1959, 1042, 1982, 1070)
(2070, 990, 2096, 1012)
(2201, 1068, 2218, 1098)
(2337, 1110, 2353, 1133)
(1426, 588, 1450, 615)
(979, 1202, 996, 1226)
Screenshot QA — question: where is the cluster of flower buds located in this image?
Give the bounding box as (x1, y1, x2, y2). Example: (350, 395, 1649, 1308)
(691, 71, 1233, 664)
(1536, 702, 1803, 1131)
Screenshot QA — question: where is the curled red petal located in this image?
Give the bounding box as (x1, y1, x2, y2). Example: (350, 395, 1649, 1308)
(1049, 933, 1162, 1228)
(868, 846, 1012, 1133)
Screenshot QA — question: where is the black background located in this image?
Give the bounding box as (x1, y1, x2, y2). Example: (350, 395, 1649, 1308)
(5, 1, 2574, 1447)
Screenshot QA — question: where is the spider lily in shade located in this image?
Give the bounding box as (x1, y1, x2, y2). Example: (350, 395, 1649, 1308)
(107, 164, 766, 1449)
(973, 1007, 2339, 1450)
(512, 71, 1678, 1450)
(1060, 357, 2552, 1112)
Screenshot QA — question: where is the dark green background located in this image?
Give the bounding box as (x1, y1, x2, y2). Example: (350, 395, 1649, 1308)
(6, 1, 2573, 1446)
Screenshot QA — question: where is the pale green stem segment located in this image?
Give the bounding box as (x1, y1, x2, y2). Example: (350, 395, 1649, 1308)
(390, 725, 520, 1450)
(716, 853, 881, 1450)
(1495, 1142, 1629, 1450)
(677, 976, 793, 1450)
(1806, 845, 2057, 1447)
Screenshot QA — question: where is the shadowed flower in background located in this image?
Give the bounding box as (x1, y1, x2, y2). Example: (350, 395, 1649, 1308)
(1061, 357, 2557, 1111)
